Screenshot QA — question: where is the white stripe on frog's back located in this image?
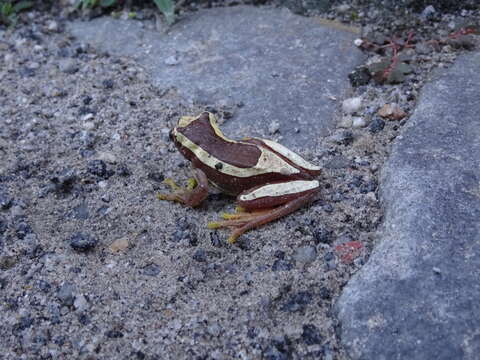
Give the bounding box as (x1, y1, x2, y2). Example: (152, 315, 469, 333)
(259, 139, 321, 171)
(239, 180, 319, 201)
(174, 131, 300, 178)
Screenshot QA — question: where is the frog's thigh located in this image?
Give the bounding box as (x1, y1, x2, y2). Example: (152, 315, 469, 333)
(237, 180, 319, 211)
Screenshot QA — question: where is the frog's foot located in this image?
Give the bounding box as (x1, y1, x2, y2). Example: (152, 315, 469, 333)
(208, 192, 317, 244)
(157, 168, 209, 208)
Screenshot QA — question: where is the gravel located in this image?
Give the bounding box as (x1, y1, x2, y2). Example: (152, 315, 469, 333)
(0, 1, 477, 359)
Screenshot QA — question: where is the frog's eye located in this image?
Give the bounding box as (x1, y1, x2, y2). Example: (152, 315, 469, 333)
(178, 116, 197, 128)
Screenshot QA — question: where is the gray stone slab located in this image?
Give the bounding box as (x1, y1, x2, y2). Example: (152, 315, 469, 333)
(69, 6, 363, 148)
(337, 52, 480, 359)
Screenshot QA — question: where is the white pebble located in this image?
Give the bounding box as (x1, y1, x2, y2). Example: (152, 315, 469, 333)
(47, 21, 59, 32)
(354, 38, 363, 47)
(268, 120, 280, 134)
(82, 113, 94, 121)
(352, 117, 367, 128)
(342, 97, 362, 114)
(164, 55, 179, 66)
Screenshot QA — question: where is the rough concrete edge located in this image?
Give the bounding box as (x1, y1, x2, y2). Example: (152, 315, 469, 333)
(333, 58, 454, 357)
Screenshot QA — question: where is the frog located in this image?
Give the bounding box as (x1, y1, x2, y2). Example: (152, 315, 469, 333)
(158, 112, 321, 243)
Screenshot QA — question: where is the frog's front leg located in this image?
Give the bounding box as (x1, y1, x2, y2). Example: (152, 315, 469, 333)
(209, 180, 319, 243)
(157, 168, 209, 207)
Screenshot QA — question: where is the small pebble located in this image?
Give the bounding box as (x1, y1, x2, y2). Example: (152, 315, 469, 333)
(369, 118, 385, 133)
(352, 117, 367, 128)
(109, 238, 129, 253)
(58, 59, 79, 74)
(82, 113, 94, 121)
(268, 120, 280, 134)
(47, 21, 59, 32)
(69, 233, 98, 252)
(87, 160, 107, 177)
(164, 55, 179, 66)
(57, 282, 76, 306)
(342, 97, 362, 114)
(102, 79, 114, 89)
(143, 263, 161, 276)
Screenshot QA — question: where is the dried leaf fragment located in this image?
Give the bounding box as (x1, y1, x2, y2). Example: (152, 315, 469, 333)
(378, 104, 407, 121)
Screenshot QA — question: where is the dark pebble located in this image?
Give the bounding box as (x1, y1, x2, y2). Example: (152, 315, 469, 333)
(247, 327, 258, 339)
(147, 171, 164, 183)
(302, 324, 324, 345)
(37, 279, 51, 293)
(333, 130, 354, 145)
(53, 336, 65, 346)
(82, 95, 93, 105)
(14, 316, 34, 331)
(369, 118, 385, 133)
(134, 351, 146, 359)
(274, 250, 285, 259)
(322, 203, 334, 213)
(0, 217, 6, 236)
(192, 248, 207, 263)
(57, 282, 76, 306)
(210, 232, 223, 247)
(263, 336, 292, 360)
(105, 329, 123, 338)
(313, 228, 333, 244)
(0, 190, 13, 209)
(189, 233, 198, 246)
(117, 165, 131, 177)
(348, 66, 371, 87)
(324, 252, 335, 262)
(142, 263, 161, 276)
(69, 232, 98, 252)
(318, 286, 332, 300)
(87, 160, 107, 178)
(102, 79, 114, 89)
(281, 291, 312, 312)
(50, 168, 77, 193)
(78, 106, 95, 116)
(0, 277, 8, 290)
(15, 223, 33, 240)
(360, 179, 377, 193)
(272, 259, 293, 272)
(78, 313, 90, 326)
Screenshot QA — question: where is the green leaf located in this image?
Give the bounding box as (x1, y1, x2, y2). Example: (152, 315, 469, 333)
(100, 0, 116, 8)
(386, 68, 405, 84)
(367, 59, 390, 74)
(1, 3, 13, 17)
(395, 62, 412, 74)
(153, 0, 175, 25)
(13, 1, 33, 13)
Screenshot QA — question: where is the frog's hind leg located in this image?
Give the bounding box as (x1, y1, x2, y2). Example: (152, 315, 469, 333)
(208, 191, 317, 244)
(157, 168, 209, 207)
